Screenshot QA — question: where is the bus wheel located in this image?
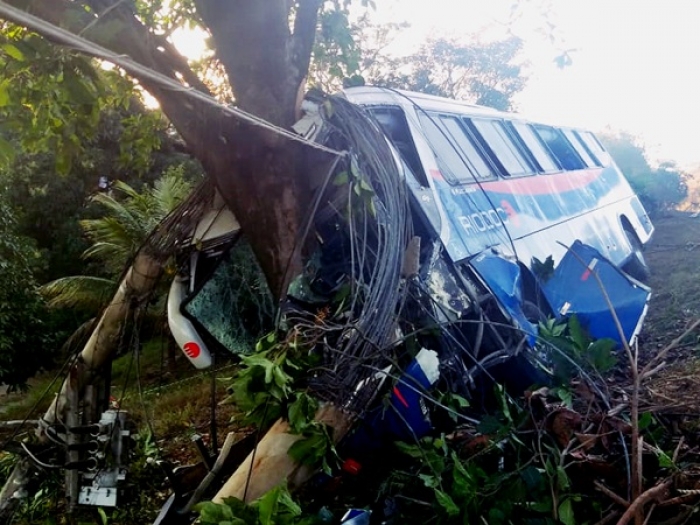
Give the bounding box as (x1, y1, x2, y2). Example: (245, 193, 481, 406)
(622, 227, 651, 284)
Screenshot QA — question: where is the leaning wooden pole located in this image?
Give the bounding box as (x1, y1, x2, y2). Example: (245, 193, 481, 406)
(0, 253, 163, 516)
(39, 252, 162, 434)
(213, 405, 355, 503)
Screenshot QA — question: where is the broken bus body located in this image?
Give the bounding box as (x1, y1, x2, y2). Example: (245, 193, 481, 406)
(170, 86, 653, 377)
(342, 86, 652, 350)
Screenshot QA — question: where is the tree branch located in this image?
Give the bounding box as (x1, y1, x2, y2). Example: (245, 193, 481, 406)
(616, 480, 672, 525)
(292, 0, 323, 77)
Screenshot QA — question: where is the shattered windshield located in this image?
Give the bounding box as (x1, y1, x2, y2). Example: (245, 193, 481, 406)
(183, 240, 275, 354)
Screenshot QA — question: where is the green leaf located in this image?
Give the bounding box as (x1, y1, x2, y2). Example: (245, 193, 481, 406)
(256, 486, 281, 525)
(553, 387, 573, 408)
(558, 498, 575, 525)
(567, 315, 587, 352)
(254, 484, 301, 525)
(287, 393, 318, 433)
(333, 171, 349, 185)
(2, 43, 24, 61)
(97, 507, 108, 525)
(435, 489, 460, 516)
(196, 501, 234, 524)
(419, 473, 439, 488)
(586, 338, 618, 373)
(287, 431, 328, 466)
(0, 82, 9, 107)
(64, 75, 97, 106)
(451, 452, 471, 495)
(638, 411, 653, 431)
(556, 465, 570, 491)
(395, 441, 424, 459)
(658, 449, 674, 469)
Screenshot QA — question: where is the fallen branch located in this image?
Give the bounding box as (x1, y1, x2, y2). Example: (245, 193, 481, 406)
(658, 493, 700, 507)
(595, 480, 629, 507)
(616, 480, 672, 525)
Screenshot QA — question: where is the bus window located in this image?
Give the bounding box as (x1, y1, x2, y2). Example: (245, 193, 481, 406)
(533, 125, 586, 171)
(562, 129, 599, 168)
(577, 131, 611, 166)
(470, 118, 535, 177)
(369, 107, 429, 186)
(418, 113, 475, 183)
(511, 122, 558, 173)
(438, 116, 494, 180)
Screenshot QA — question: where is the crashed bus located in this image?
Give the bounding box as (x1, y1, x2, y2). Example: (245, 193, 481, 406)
(172, 86, 653, 376)
(153, 87, 655, 515)
(345, 87, 653, 343)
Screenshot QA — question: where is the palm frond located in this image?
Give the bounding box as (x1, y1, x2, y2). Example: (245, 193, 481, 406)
(40, 275, 116, 310)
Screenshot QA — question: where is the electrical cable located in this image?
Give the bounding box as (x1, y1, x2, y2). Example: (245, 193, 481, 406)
(19, 443, 62, 470)
(0, 350, 77, 451)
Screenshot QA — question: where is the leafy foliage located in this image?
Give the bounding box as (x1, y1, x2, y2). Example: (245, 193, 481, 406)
(197, 485, 317, 525)
(308, 14, 528, 111)
(382, 36, 527, 110)
(600, 132, 688, 215)
(0, 201, 53, 389)
(225, 334, 336, 472)
(538, 315, 618, 383)
(40, 166, 194, 310)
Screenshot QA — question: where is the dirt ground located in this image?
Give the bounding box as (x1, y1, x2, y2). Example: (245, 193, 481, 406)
(640, 212, 700, 354)
(639, 211, 700, 414)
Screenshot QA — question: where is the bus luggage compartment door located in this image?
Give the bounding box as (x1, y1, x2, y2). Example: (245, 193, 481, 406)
(540, 240, 650, 346)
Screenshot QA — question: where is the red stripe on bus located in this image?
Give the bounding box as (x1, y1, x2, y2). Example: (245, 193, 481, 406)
(481, 169, 602, 196)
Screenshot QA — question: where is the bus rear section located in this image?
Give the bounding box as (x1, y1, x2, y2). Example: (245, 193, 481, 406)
(346, 86, 653, 358)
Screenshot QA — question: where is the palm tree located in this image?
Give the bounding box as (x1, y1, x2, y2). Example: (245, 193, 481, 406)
(41, 166, 193, 310)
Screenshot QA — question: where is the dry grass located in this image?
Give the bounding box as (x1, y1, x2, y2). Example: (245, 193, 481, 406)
(642, 212, 700, 344)
(1, 339, 243, 464)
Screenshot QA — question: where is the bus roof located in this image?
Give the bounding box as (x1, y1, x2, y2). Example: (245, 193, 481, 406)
(344, 85, 586, 131)
(344, 86, 518, 120)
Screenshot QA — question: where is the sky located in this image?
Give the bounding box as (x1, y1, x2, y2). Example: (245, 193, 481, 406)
(170, 1, 700, 168)
(369, 0, 700, 168)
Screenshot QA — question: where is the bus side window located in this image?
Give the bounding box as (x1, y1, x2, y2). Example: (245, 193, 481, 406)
(468, 118, 536, 177)
(437, 116, 495, 181)
(577, 131, 611, 166)
(510, 122, 559, 173)
(370, 107, 429, 186)
(418, 113, 477, 183)
(562, 129, 599, 168)
(532, 125, 586, 171)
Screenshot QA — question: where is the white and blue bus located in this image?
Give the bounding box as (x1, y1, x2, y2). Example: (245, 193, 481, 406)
(345, 86, 653, 347)
(169, 86, 652, 375)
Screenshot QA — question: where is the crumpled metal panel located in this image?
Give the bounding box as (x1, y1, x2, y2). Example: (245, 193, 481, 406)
(469, 251, 538, 344)
(541, 240, 650, 345)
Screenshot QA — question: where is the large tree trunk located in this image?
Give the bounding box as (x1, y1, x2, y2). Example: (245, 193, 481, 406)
(5, 0, 329, 297)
